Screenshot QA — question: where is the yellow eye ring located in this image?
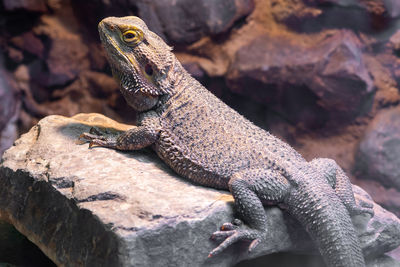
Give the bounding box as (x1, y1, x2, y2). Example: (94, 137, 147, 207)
(122, 29, 143, 45)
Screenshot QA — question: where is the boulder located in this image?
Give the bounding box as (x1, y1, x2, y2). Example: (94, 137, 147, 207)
(135, 0, 254, 43)
(226, 30, 374, 124)
(9, 32, 45, 59)
(34, 16, 90, 87)
(0, 113, 399, 266)
(71, 0, 254, 44)
(355, 107, 400, 191)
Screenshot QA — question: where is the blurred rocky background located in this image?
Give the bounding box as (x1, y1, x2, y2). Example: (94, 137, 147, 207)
(1, 0, 400, 266)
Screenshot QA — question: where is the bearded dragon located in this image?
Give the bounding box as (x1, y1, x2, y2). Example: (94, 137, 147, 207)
(80, 16, 373, 267)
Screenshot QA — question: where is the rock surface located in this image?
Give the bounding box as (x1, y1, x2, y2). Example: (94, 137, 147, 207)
(1, 0, 400, 264)
(136, 0, 254, 43)
(0, 61, 19, 158)
(227, 30, 374, 124)
(0, 113, 400, 266)
(356, 107, 400, 191)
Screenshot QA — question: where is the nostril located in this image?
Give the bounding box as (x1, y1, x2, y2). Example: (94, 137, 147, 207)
(145, 63, 153, 76)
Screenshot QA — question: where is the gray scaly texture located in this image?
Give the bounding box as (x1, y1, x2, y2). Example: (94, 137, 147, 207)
(80, 16, 374, 267)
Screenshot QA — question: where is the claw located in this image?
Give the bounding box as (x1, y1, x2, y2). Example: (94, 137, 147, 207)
(79, 132, 107, 141)
(220, 219, 243, 231)
(79, 130, 116, 149)
(88, 139, 112, 148)
(209, 225, 262, 258)
(209, 232, 240, 257)
(248, 238, 260, 252)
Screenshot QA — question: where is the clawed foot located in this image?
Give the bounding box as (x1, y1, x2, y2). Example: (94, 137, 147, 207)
(79, 127, 117, 148)
(209, 219, 263, 258)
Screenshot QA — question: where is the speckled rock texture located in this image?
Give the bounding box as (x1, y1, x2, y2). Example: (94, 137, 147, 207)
(0, 113, 399, 266)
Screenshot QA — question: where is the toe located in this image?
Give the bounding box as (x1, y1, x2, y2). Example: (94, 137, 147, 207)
(211, 230, 235, 240)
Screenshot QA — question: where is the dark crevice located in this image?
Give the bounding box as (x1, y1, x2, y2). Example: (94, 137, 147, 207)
(0, 221, 56, 267)
(0, 10, 41, 36)
(394, 49, 400, 58)
(77, 192, 123, 203)
(50, 177, 75, 189)
(232, 14, 248, 30)
(285, 5, 393, 35)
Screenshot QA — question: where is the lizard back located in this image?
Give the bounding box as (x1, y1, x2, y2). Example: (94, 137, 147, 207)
(154, 74, 305, 189)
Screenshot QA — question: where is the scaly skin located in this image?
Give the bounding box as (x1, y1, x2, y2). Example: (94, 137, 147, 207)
(81, 16, 374, 267)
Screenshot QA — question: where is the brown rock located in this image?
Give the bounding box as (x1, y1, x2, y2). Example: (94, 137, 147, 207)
(45, 76, 109, 117)
(6, 47, 24, 63)
(46, 36, 89, 86)
(136, 0, 254, 43)
(10, 32, 44, 59)
(83, 71, 119, 98)
(227, 30, 374, 124)
(270, 0, 322, 24)
(359, 0, 399, 17)
(34, 16, 90, 86)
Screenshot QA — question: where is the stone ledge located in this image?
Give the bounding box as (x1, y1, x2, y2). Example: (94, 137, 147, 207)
(0, 113, 399, 266)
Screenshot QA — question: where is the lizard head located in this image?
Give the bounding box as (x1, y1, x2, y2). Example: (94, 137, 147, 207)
(98, 16, 175, 111)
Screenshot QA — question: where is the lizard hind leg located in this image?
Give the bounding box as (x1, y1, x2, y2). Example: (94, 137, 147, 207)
(310, 158, 374, 217)
(210, 168, 290, 257)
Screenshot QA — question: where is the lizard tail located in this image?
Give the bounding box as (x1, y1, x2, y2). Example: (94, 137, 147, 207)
(287, 180, 365, 267)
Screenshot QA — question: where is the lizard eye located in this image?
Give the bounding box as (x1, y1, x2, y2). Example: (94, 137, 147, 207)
(122, 29, 143, 45)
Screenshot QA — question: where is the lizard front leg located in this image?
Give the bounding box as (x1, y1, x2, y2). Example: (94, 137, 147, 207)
(80, 111, 161, 150)
(210, 168, 289, 257)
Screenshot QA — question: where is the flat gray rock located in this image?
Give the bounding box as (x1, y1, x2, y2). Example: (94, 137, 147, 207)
(0, 114, 399, 266)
